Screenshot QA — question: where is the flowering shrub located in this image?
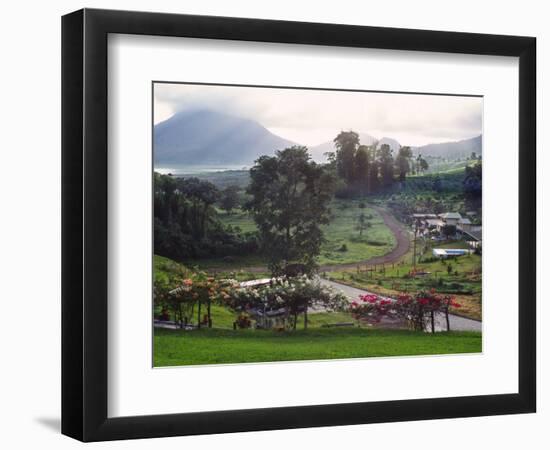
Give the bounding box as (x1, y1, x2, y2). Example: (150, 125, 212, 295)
(350, 289, 461, 332)
(155, 270, 236, 329)
(224, 276, 348, 330)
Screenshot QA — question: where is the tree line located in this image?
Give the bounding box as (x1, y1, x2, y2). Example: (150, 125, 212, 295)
(154, 173, 259, 261)
(328, 130, 428, 197)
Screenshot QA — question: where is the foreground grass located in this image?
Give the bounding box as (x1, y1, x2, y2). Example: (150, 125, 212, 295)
(154, 327, 482, 367)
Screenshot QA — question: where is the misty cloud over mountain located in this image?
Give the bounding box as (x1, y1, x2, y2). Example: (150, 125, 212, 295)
(154, 109, 482, 167)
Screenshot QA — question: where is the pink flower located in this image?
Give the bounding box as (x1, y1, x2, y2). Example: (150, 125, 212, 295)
(360, 294, 378, 303)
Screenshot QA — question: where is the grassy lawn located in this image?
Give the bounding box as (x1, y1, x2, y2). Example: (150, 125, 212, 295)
(206, 199, 395, 269)
(216, 208, 258, 233)
(154, 327, 482, 366)
(327, 250, 482, 320)
(317, 200, 395, 265)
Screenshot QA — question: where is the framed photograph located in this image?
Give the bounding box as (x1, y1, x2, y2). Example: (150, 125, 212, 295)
(62, 8, 536, 442)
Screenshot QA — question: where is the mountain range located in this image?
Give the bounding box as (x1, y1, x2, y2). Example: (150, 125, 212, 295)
(413, 135, 482, 159)
(154, 109, 295, 166)
(154, 109, 482, 167)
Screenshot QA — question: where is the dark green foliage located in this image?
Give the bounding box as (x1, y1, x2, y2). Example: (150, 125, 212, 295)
(354, 145, 370, 191)
(463, 161, 482, 210)
(333, 130, 360, 184)
(432, 174, 443, 192)
(330, 131, 425, 198)
(395, 146, 413, 181)
(154, 172, 259, 261)
(219, 185, 240, 214)
(245, 146, 336, 275)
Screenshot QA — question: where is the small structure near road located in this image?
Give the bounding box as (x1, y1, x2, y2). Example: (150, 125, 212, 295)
(432, 248, 471, 258)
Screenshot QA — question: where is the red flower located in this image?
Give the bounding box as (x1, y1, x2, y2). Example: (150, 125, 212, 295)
(360, 294, 378, 304)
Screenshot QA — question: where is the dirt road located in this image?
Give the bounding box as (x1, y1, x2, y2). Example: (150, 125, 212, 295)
(319, 205, 410, 272)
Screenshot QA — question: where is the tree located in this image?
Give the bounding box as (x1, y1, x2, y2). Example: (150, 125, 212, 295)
(154, 173, 257, 261)
(368, 158, 380, 193)
(333, 131, 360, 184)
(354, 145, 370, 192)
(395, 146, 413, 181)
(177, 177, 219, 239)
(376, 143, 394, 187)
(415, 153, 429, 174)
(350, 290, 461, 332)
(245, 146, 336, 276)
(463, 161, 482, 210)
(219, 185, 240, 214)
(419, 157, 429, 173)
(356, 212, 371, 237)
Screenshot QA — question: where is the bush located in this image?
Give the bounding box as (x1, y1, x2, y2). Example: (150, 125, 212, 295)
(339, 244, 348, 252)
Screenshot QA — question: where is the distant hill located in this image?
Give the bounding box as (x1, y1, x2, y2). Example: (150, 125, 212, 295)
(154, 109, 482, 167)
(377, 137, 401, 152)
(414, 135, 482, 159)
(154, 109, 296, 166)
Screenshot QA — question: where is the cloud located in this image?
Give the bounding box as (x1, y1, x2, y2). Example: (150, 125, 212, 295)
(154, 83, 482, 147)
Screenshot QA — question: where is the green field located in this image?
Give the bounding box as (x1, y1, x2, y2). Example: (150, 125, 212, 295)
(327, 241, 482, 320)
(154, 327, 481, 366)
(204, 199, 395, 269)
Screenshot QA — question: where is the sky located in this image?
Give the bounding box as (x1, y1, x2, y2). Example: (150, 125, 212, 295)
(154, 83, 483, 147)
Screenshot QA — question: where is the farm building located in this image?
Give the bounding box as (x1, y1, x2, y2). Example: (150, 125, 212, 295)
(438, 212, 462, 226)
(463, 229, 482, 248)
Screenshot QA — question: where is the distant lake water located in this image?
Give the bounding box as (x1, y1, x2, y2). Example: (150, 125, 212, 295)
(155, 164, 249, 176)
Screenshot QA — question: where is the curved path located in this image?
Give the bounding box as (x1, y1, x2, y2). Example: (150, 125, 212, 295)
(319, 205, 410, 272)
(210, 205, 411, 274)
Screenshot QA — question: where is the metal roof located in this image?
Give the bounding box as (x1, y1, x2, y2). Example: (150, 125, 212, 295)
(439, 212, 462, 220)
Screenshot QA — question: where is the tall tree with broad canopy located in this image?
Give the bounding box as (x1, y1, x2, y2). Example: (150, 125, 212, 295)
(355, 145, 370, 193)
(376, 143, 395, 187)
(333, 130, 360, 184)
(219, 185, 240, 214)
(395, 146, 413, 181)
(245, 146, 336, 276)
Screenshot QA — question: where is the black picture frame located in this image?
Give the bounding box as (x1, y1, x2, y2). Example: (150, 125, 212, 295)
(62, 8, 536, 442)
